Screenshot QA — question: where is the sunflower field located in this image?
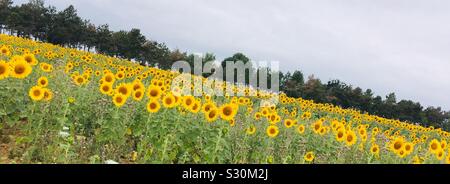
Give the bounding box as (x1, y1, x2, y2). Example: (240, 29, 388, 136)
(0, 34, 449, 164)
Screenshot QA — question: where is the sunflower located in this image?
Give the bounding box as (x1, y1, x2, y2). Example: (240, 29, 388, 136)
(131, 89, 144, 101)
(261, 108, 269, 117)
(115, 83, 132, 97)
(254, 112, 261, 120)
(205, 108, 219, 122)
(43, 88, 53, 101)
(435, 149, 445, 160)
(23, 53, 38, 65)
(146, 99, 161, 113)
(266, 125, 279, 138)
(103, 73, 115, 84)
(112, 93, 127, 107)
(162, 93, 177, 108)
(429, 139, 441, 154)
(147, 85, 162, 100)
(115, 71, 125, 80)
(37, 76, 48, 87)
(40, 63, 53, 72)
(74, 76, 86, 86)
(441, 140, 447, 150)
(219, 103, 238, 121)
(284, 119, 295, 128)
(446, 154, 450, 164)
(403, 142, 414, 155)
(312, 120, 323, 134)
(0, 46, 10, 56)
(202, 101, 216, 113)
(189, 101, 201, 113)
(246, 125, 256, 135)
(229, 119, 235, 126)
(182, 95, 195, 109)
(336, 128, 346, 142)
(370, 144, 380, 155)
(9, 58, 32, 79)
(390, 137, 406, 154)
(296, 124, 305, 134)
(100, 83, 113, 95)
(0, 60, 9, 80)
(132, 80, 145, 92)
(29, 86, 45, 101)
(412, 155, 422, 164)
(345, 130, 357, 147)
(304, 152, 315, 162)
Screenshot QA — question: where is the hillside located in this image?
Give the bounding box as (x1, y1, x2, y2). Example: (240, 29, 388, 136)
(0, 34, 449, 164)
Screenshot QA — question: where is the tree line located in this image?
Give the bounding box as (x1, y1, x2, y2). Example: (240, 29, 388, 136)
(1, 0, 448, 130)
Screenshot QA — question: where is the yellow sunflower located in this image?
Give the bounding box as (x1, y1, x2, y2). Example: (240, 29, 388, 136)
(0, 60, 9, 80)
(162, 93, 177, 108)
(100, 83, 113, 95)
(246, 125, 256, 135)
(345, 130, 357, 147)
(37, 76, 48, 87)
(132, 89, 144, 101)
(23, 53, 38, 66)
(147, 85, 162, 100)
(205, 108, 219, 122)
(146, 99, 161, 113)
(304, 152, 315, 162)
(219, 103, 238, 121)
(0, 46, 11, 56)
(102, 73, 115, 84)
(43, 88, 53, 101)
(9, 58, 32, 79)
(266, 125, 279, 138)
(29, 86, 45, 101)
(370, 144, 380, 155)
(115, 83, 132, 97)
(429, 139, 441, 154)
(296, 124, 305, 134)
(112, 93, 127, 107)
(189, 101, 201, 113)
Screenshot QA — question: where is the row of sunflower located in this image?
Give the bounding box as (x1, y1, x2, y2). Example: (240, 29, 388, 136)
(0, 33, 449, 164)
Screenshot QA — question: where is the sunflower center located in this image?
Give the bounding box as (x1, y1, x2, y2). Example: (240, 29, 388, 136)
(33, 89, 41, 96)
(15, 65, 25, 74)
(119, 87, 127, 95)
(105, 76, 112, 82)
(135, 91, 142, 98)
(102, 86, 110, 91)
(25, 56, 32, 63)
(314, 124, 320, 131)
(116, 97, 123, 103)
(269, 128, 276, 134)
(394, 142, 402, 150)
(405, 145, 411, 151)
(431, 143, 437, 150)
(223, 107, 232, 116)
(150, 90, 158, 97)
(347, 135, 353, 142)
(150, 103, 157, 109)
(0, 65, 5, 74)
(165, 98, 172, 104)
(209, 111, 216, 118)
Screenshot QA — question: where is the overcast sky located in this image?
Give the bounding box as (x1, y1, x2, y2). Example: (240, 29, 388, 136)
(15, 0, 450, 110)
